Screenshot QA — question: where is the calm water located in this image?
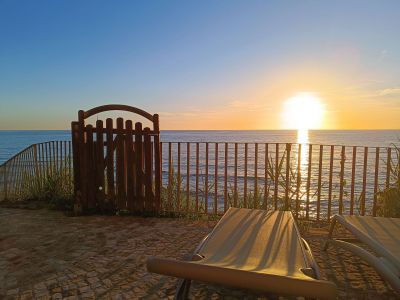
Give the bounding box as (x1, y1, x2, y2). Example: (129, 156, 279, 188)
(0, 130, 399, 164)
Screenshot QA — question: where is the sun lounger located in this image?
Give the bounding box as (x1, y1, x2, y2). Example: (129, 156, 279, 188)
(147, 207, 337, 299)
(324, 214, 400, 292)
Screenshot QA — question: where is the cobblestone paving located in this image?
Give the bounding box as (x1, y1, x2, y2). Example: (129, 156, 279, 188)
(0, 208, 398, 299)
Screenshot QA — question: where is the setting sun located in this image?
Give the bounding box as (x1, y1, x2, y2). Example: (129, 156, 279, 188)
(282, 93, 325, 130)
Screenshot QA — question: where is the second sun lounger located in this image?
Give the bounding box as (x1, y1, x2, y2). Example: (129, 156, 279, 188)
(324, 214, 400, 292)
(147, 207, 337, 299)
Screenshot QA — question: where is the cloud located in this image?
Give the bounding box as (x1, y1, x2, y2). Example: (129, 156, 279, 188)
(379, 88, 400, 96)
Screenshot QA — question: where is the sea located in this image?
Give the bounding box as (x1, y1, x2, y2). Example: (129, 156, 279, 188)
(1, 130, 399, 164)
(1, 130, 399, 215)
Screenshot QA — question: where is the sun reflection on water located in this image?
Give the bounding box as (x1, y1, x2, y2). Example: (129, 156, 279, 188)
(297, 128, 309, 144)
(297, 129, 310, 192)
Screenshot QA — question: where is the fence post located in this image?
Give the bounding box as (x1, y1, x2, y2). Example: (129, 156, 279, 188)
(33, 144, 40, 189)
(3, 164, 7, 200)
(285, 143, 291, 210)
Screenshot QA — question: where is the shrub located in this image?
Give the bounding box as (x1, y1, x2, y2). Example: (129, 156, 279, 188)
(23, 165, 73, 211)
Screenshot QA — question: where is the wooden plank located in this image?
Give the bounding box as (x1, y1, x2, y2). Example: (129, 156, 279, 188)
(264, 143, 269, 209)
(317, 145, 323, 220)
(144, 127, 154, 212)
(361, 147, 368, 216)
(274, 143, 279, 210)
(350, 146, 357, 215)
(306, 144, 312, 219)
(296, 144, 301, 218)
(234, 143, 238, 207)
(328, 145, 334, 221)
(339, 146, 346, 215)
(78, 110, 86, 209)
(86, 125, 95, 209)
(285, 143, 291, 210)
(135, 122, 144, 212)
(106, 118, 115, 209)
(373, 147, 380, 217)
(125, 120, 134, 211)
(153, 114, 161, 212)
(116, 118, 126, 210)
(186, 142, 190, 212)
(195, 143, 199, 212)
(224, 143, 228, 212)
(205, 142, 209, 213)
(244, 143, 248, 208)
(386, 148, 391, 189)
(90, 127, 159, 135)
(177, 142, 181, 211)
(214, 143, 218, 214)
(96, 120, 105, 210)
(254, 143, 258, 209)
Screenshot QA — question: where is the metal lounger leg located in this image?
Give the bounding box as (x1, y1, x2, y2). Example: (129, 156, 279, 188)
(175, 278, 192, 300)
(323, 216, 337, 251)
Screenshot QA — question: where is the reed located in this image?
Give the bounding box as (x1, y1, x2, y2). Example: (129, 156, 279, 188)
(22, 161, 73, 211)
(376, 144, 400, 217)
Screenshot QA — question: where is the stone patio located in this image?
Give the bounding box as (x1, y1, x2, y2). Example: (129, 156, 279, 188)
(0, 208, 398, 299)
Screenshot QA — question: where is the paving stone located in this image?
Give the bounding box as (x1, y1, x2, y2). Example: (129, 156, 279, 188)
(51, 292, 62, 299)
(0, 208, 398, 300)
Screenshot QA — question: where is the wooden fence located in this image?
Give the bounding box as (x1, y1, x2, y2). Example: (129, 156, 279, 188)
(1, 141, 399, 221)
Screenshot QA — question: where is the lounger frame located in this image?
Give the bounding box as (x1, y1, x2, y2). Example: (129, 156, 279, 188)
(148, 209, 336, 300)
(324, 214, 400, 292)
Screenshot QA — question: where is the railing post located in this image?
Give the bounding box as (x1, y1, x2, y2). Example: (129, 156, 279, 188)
(3, 164, 7, 200)
(285, 143, 291, 210)
(33, 144, 40, 189)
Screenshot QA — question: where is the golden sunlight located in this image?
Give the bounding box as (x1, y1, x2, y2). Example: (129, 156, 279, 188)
(282, 93, 325, 131)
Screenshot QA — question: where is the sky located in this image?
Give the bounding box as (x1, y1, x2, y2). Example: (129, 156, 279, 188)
(0, 0, 399, 130)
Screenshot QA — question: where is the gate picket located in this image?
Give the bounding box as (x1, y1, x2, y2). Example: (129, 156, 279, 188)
(86, 125, 95, 209)
(116, 118, 126, 210)
(135, 122, 144, 212)
(144, 127, 153, 211)
(106, 118, 115, 209)
(96, 120, 105, 210)
(126, 120, 135, 210)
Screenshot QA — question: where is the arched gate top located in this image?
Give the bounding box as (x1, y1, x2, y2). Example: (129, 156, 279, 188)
(80, 104, 156, 122)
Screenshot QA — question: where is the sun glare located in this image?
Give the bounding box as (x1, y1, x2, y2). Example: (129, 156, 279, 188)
(282, 93, 325, 131)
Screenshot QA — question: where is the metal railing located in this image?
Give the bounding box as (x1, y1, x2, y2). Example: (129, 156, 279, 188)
(1, 140, 399, 221)
(0, 141, 72, 201)
(161, 142, 399, 220)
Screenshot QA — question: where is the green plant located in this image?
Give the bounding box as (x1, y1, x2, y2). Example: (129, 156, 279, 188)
(23, 163, 73, 211)
(376, 144, 400, 217)
(160, 166, 206, 219)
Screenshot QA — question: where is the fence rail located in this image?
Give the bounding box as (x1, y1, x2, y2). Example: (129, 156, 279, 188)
(1, 140, 399, 221)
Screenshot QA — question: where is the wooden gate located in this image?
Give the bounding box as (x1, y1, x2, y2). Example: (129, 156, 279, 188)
(71, 105, 161, 214)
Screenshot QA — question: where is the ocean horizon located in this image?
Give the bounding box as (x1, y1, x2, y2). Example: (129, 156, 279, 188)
(1, 129, 399, 164)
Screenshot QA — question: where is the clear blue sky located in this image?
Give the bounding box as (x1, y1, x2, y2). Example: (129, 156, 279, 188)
(1, 1, 399, 129)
